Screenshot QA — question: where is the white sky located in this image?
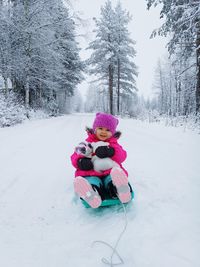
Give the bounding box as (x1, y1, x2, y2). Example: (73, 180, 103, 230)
(73, 0, 168, 100)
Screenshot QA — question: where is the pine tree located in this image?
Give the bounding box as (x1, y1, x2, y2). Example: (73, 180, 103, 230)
(87, 0, 116, 114)
(146, 0, 200, 113)
(153, 55, 196, 116)
(46, 1, 83, 113)
(0, 0, 83, 114)
(0, 1, 12, 97)
(113, 2, 138, 114)
(87, 0, 137, 115)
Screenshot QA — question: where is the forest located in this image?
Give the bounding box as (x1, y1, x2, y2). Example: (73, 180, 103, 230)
(0, 0, 200, 128)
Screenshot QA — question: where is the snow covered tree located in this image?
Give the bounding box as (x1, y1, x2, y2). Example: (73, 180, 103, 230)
(113, 2, 138, 114)
(0, 89, 27, 127)
(0, 1, 12, 96)
(87, 0, 137, 115)
(87, 0, 115, 114)
(0, 0, 83, 114)
(70, 88, 83, 113)
(152, 55, 196, 116)
(146, 0, 200, 113)
(84, 83, 109, 113)
(44, 1, 83, 113)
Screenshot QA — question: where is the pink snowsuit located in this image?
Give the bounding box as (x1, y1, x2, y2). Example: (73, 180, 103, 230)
(71, 131, 128, 178)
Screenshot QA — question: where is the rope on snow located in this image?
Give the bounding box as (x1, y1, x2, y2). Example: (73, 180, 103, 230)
(91, 202, 128, 267)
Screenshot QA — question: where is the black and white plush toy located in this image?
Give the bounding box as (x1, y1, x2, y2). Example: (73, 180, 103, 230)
(91, 141, 119, 172)
(75, 142, 93, 158)
(75, 141, 119, 172)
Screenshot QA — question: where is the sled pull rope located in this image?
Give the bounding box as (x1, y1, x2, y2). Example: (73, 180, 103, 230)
(92, 202, 128, 267)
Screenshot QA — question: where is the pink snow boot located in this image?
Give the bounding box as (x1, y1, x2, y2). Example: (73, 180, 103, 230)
(110, 167, 131, 203)
(74, 176, 102, 208)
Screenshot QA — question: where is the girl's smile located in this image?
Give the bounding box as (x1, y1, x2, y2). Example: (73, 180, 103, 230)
(95, 127, 112, 141)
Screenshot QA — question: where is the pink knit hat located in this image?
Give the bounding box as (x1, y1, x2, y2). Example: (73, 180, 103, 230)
(93, 112, 119, 135)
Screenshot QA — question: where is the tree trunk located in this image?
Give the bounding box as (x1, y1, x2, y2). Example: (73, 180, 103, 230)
(158, 61, 164, 114)
(25, 76, 30, 109)
(117, 58, 120, 114)
(38, 81, 42, 108)
(24, 0, 30, 109)
(108, 64, 113, 114)
(196, 20, 200, 113)
(3, 76, 8, 98)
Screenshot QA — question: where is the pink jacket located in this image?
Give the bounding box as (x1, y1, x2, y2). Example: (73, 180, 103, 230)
(71, 131, 128, 178)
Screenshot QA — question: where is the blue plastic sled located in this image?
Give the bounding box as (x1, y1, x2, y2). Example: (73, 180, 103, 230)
(81, 191, 134, 208)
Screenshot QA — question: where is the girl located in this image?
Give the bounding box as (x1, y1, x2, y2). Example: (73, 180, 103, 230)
(71, 112, 131, 208)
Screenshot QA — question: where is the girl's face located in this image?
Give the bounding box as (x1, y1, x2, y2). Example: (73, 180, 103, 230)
(95, 127, 112, 141)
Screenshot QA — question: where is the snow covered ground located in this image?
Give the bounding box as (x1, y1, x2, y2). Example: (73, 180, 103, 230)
(0, 113, 199, 267)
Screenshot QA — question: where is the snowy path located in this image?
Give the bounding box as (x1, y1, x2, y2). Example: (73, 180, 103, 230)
(0, 114, 199, 267)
